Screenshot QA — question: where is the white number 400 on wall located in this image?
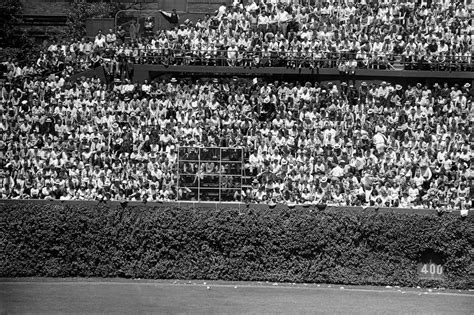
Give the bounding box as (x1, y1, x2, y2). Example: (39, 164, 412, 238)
(420, 263, 443, 276)
(421, 263, 443, 275)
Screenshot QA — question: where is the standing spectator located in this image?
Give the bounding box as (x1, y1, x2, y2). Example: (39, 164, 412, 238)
(129, 20, 140, 42)
(160, 9, 179, 28)
(116, 26, 126, 44)
(105, 29, 117, 47)
(94, 30, 106, 50)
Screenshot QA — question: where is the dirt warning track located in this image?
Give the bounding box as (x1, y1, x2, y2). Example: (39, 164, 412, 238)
(1, 278, 473, 314)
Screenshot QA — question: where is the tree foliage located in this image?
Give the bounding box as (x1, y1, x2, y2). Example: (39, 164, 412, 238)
(0, 0, 23, 47)
(0, 203, 472, 289)
(65, 0, 120, 40)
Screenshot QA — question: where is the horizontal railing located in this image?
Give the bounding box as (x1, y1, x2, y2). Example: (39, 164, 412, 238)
(102, 48, 473, 70)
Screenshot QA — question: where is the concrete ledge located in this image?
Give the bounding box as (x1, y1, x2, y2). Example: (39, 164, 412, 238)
(133, 64, 474, 83)
(1, 199, 470, 217)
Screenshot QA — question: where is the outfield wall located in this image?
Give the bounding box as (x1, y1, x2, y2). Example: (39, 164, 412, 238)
(1, 201, 472, 289)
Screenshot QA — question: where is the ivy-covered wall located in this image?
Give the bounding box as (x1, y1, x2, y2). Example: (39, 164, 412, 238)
(1, 203, 472, 289)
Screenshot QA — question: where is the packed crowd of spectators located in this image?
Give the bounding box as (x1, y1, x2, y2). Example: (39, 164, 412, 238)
(0, 0, 472, 209)
(2, 0, 473, 80)
(0, 72, 472, 209)
(144, 0, 472, 70)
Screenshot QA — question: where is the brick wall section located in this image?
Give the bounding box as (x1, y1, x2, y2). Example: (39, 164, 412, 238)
(20, 0, 71, 16)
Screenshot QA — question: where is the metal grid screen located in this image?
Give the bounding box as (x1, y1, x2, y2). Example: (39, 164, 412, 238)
(177, 147, 243, 202)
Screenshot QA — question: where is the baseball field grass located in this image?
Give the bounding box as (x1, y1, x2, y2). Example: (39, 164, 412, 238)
(1, 278, 473, 314)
